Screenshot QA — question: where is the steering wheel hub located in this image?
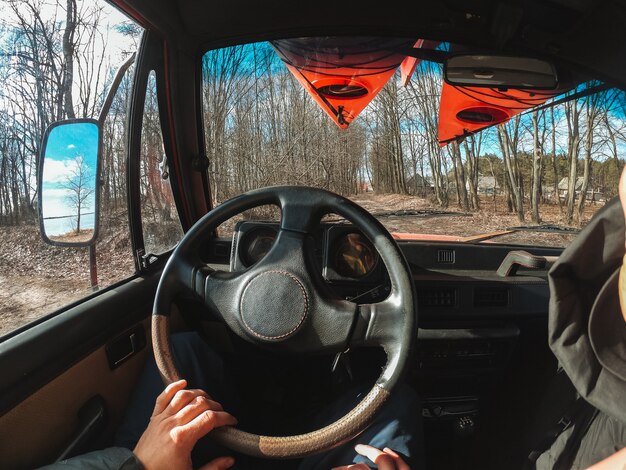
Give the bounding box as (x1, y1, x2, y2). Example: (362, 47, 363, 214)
(240, 270, 309, 341)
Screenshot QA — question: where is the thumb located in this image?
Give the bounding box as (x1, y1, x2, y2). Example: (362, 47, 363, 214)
(619, 166, 626, 323)
(198, 456, 235, 470)
(618, 165, 626, 244)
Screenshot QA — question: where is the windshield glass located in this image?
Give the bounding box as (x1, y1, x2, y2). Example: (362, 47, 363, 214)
(201, 37, 626, 247)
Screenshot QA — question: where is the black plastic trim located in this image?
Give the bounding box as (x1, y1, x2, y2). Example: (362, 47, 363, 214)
(127, 31, 151, 269)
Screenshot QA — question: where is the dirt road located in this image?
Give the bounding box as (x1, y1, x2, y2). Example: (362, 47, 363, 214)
(0, 274, 89, 336)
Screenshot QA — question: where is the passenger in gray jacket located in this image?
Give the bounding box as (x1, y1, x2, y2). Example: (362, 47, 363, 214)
(533, 167, 626, 469)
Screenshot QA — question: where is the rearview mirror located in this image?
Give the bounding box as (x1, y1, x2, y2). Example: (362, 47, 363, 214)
(38, 119, 101, 246)
(444, 55, 558, 89)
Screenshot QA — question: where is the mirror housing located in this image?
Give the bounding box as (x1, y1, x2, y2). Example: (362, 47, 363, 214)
(444, 55, 558, 89)
(38, 119, 101, 247)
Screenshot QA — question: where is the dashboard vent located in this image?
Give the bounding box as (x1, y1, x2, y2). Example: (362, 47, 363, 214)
(437, 249, 455, 264)
(474, 287, 509, 308)
(418, 287, 456, 308)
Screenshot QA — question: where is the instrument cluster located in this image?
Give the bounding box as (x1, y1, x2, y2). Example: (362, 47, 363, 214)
(231, 221, 387, 288)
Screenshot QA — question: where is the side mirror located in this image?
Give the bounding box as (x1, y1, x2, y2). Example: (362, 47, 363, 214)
(38, 119, 101, 247)
(444, 54, 558, 89)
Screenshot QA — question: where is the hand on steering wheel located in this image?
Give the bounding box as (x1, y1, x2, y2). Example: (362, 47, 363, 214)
(152, 186, 417, 459)
(134, 380, 237, 470)
(332, 445, 411, 470)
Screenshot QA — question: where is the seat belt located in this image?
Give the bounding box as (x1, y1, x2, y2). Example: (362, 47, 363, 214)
(525, 397, 587, 468)
(525, 397, 599, 469)
(552, 401, 600, 470)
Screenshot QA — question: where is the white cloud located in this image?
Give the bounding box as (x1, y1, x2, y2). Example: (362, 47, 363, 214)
(42, 158, 78, 184)
(67, 144, 76, 149)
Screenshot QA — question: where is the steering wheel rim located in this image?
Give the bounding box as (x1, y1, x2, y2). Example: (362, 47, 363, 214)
(152, 186, 416, 459)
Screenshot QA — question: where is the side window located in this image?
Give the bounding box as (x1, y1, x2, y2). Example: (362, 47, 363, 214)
(0, 2, 142, 338)
(139, 71, 183, 255)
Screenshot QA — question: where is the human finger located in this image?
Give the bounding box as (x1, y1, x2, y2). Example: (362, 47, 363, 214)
(198, 456, 236, 470)
(619, 166, 626, 251)
(180, 409, 238, 442)
(153, 379, 187, 415)
(185, 388, 215, 402)
(331, 464, 370, 470)
(167, 388, 209, 415)
(382, 448, 410, 470)
(355, 444, 396, 470)
(173, 395, 224, 424)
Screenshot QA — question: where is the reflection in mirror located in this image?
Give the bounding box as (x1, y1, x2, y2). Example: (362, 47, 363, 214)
(40, 121, 100, 245)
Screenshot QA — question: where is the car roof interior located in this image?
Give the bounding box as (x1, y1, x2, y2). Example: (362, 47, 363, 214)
(117, 0, 626, 89)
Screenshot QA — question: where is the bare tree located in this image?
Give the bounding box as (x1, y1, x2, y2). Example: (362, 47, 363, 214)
(63, 155, 94, 234)
(564, 98, 582, 224)
(449, 141, 469, 211)
(530, 111, 542, 223)
(498, 117, 525, 222)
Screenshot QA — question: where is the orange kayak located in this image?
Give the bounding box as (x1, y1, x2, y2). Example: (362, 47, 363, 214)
(438, 81, 561, 145)
(400, 39, 440, 86)
(272, 38, 414, 128)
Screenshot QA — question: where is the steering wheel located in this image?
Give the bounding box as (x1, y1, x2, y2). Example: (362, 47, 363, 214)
(152, 186, 416, 459)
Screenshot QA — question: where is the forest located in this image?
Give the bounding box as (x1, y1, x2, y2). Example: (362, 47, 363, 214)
(1, 0, 626, 242)
(202, 42, 626, 226)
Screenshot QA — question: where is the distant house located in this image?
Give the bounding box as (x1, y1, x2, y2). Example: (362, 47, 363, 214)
(406, 174, 434, 195)
(542, 185, 556, 202)
(557, 177, 604, 202)
(467, 175, 500, 195)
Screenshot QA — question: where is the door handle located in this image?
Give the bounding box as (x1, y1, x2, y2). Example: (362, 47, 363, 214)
(105, 325, 146, 369)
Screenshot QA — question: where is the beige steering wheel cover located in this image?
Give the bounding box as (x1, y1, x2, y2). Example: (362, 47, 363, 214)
(152, 316, 181, 383)
(152, 313, 391, 458)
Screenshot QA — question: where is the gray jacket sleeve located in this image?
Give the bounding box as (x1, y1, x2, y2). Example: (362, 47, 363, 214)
(38, 447, 143, 470)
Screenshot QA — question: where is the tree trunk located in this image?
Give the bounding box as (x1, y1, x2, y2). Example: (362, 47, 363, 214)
(565, 101, 582, 224)
(498, 124, 524, 222)
(62, 0, 77, 118)
(531, 111, 542, 223)
(463, 137, 480, 210)
(551, 108, 561, 209)
(450, 142, 469, 211)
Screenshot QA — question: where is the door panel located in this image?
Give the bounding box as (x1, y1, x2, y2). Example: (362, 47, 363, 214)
(0, 274, 159, 468)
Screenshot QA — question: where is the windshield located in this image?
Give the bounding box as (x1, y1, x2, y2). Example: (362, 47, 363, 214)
(201, 37, 626, 247)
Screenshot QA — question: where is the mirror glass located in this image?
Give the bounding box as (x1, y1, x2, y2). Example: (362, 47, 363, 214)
(40, 121, 100, 245)
(445, 55, 558, 89)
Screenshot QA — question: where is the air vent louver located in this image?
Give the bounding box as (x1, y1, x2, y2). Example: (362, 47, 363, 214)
(474, 287, 509, 308)
(437, 249, 455, 264)
(418, 287, 456, 308)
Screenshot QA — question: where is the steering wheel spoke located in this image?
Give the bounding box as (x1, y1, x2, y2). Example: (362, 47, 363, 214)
(279, 190, 325, 234)
(351, 295, 405, 349)
(200, 267, 243, 318)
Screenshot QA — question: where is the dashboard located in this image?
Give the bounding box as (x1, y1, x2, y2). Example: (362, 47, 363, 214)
(226, 220, 561, 316)
(203, 220, 564, 447)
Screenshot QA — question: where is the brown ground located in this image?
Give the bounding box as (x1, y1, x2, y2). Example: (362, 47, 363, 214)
(349, 193, 596, 246)
(49, 228, 95, 244)
(0, 194, 603, 337)
(0, 210, 135, 337)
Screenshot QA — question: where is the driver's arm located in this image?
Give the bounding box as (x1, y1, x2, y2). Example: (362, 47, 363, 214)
(39, 379, 236, 470)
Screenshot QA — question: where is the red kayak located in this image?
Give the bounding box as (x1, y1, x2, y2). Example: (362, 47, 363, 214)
(271, 37, 415, 128)
(437, 82, 561, 145)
